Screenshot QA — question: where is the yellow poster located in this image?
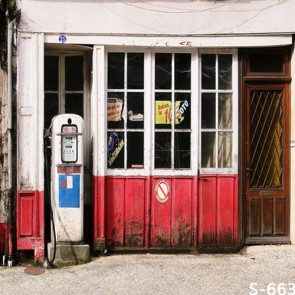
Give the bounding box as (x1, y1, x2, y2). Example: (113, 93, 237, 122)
(155, 100, 188, 124)
(155, 101, 171, 124)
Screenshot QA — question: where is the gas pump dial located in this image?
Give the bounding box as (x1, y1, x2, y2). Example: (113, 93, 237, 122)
(61, 124, 78, 163)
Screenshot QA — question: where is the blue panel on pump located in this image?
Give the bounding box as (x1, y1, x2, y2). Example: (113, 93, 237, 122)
(59, 174, 80, 208)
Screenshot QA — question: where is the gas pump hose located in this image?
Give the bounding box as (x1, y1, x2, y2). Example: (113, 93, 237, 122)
(44, 130, 57, 268)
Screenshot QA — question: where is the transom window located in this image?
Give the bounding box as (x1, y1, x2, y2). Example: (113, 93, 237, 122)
(106, 50, 237, 173)
(44, 54, 84, 129)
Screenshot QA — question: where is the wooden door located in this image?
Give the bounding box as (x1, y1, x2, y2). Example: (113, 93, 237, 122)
(245, 83, 290, 244)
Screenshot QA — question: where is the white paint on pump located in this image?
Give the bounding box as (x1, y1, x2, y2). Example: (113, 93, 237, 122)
(51, 114, 84, 243)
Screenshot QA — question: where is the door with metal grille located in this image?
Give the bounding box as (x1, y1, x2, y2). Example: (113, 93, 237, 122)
(245, 83, 290, 244)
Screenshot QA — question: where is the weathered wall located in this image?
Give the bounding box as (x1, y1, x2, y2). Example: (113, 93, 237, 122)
(0, 67, 9, 225)
(17, 0, 295, 36)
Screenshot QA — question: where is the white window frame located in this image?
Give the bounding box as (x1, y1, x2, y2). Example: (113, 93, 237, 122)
(151, 48, 198, 177)
(44, 50, 92, 171)
(44, 52, 88, 116)
(198, 48, 238, 175)
(104, 47, 238, 177)
(105, 47, 151, 177)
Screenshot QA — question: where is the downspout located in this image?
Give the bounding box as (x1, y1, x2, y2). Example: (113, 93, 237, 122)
(7, 20, 15, 267)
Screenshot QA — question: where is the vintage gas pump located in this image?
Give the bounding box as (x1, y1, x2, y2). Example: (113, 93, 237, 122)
(47, 114, 90, 266)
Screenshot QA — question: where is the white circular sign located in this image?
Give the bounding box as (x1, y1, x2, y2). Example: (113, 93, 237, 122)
(155, 180, 170, 204)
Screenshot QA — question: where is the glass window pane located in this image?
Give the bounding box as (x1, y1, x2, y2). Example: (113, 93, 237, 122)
(107, 132, 124, 168)
(65, 56, 84, 91)
(218, 132, 232, 168)
(250, 53, 284, 73)
(250, 89, 283, 188)
(202, 54, 216, 90)
(201, 93, 216, 129)
(45, 56, 58, 91)
(218, 93, 232, 129)
(44, 93, 58, 129)
(108, 53, 124, 89)
(155, 93, 172, 129)
(201, 132, 216, 168)
(175, 53, 191, 90)
(175, 93, 191, 129)
(127, 132, 144, 168)
(218, 55, 232, 90)
(127, 53, 144, 89)
(155, 132, 171, 168)
(127, 92, 144, 129)
(175, 132, 190, 169)
(155, 53, 172, 89)
(65, 93, 83, 118)
(107, 92, 124, 129)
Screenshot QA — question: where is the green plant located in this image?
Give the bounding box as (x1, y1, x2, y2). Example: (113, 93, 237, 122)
(0, 0, 17, 71)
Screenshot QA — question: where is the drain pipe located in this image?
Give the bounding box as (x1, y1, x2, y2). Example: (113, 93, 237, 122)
(7, 20, 15, 267)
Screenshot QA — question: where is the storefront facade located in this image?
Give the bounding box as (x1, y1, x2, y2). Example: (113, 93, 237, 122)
(2, 0, 295, 263)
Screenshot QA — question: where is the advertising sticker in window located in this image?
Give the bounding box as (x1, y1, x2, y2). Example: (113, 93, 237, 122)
(108, 132, 124, 166)
(155, 100, 189, 124)
(107, 98, 123, 122)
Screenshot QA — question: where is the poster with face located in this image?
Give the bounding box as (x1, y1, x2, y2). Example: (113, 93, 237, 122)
(107, 98, 123, 122)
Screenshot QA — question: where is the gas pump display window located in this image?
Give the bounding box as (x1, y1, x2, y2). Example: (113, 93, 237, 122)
(61, 125, 78, 163)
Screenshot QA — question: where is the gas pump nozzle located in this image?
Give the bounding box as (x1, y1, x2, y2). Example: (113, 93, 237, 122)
(44, 126, 53, 151)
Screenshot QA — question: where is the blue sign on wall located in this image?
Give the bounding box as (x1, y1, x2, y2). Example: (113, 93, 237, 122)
(59, 174, 80, 208)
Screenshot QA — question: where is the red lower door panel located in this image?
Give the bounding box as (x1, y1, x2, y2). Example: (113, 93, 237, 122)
(105, 177, 148, 248)
(150, 177, 196, 248)
(94, 174, 238, 250)
(17, 190, 44, 263)
(198, 175, 238, 248)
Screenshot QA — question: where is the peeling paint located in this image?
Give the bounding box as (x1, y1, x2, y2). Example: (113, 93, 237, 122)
(0, 224, 8, 254)
(154, 226, 170, 247)
(125, 221, 144, 247)
(171, 223, 191, 247)
(110, 227, 123, 247)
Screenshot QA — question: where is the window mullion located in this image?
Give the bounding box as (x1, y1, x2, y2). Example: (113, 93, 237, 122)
(171, 53, 175, 169)
(124, 53, 128, 170)
(215, 55, 219, 169)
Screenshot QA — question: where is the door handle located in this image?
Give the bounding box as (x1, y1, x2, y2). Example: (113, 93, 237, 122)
(246, 167, 254, 171)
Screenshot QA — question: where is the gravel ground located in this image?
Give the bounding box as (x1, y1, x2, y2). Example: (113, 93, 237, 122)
(1, 245, 295, 295)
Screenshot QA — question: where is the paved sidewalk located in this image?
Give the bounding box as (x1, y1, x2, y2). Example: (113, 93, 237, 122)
(1, 245, 295, 295)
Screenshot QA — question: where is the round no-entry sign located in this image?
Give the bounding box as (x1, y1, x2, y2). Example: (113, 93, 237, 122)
(155, 179, 170, 204)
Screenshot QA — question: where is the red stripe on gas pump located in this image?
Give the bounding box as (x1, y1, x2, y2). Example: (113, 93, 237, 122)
(57, 166, 81, 174)
(155, 180, 170, 204)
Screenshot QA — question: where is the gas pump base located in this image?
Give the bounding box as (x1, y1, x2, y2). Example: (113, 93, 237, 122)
(47, 243, 90, 267)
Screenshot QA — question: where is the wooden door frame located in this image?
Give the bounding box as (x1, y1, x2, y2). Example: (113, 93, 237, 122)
(239, 47, 291, 244)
